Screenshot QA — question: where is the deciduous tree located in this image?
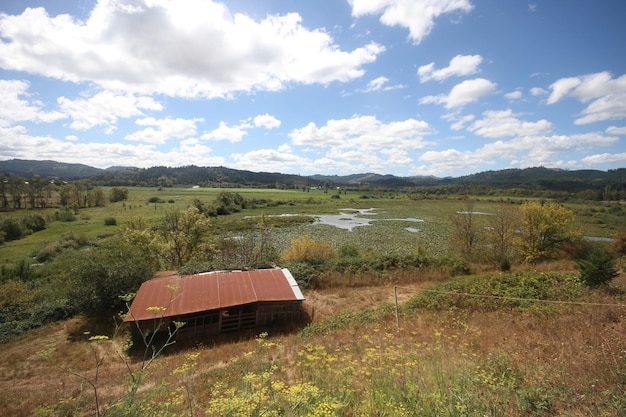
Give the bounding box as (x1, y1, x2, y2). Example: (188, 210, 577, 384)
(518, 201, 577, 263)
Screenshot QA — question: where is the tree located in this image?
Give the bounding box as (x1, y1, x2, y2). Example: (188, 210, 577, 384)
(449, 200, 481, 260)
(484, 203, 520, 268)
(157, 208, 214, 268)
(124, 208, 215, 270)
(518, 201, 577, 263)
(109, 187, 129, 203)
(60, 238, 153, 317)
(577, 246, 619, 287)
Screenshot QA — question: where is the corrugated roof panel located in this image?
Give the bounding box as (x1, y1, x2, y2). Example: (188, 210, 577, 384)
(125, 268, 303, 322)
(218, 271, 258, 306)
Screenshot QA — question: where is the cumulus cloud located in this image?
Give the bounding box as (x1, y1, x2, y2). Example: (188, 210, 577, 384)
(289, 115, 433, 149)
(349, 0, 474, 44)
(418, 54, 483, 83)
(125, 117, 203, 144)
(546, 72, 626, 124)
(504, 90, 522, 100)
(606, 126, 626, 135)
(0, 80, 65, 125)
(0, 1, 384, 98)
(58, 91, 163, 132)
(253, 114, 281, 129)
(201, 121, 249, 142)
(420, 78, 496, 109)
(418, 131, 618, 174)
(468, 109, 553, 138)
(530, 87, 547, 97)
(231, 147, 311, 173)
(580, 152, 626, 165)
(0, 124, 224, 168)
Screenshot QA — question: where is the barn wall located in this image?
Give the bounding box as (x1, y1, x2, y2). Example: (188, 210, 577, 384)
(135, 300, 304, 343)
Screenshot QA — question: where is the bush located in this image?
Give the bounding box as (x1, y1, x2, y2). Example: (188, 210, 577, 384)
(109, 186, 129, 202)
(283, 261, 321, 289)
(0, 218, 28, 241)
(147, 196, 163, 203)
(57, 209, 76, 222)
(21, 214, 46, 232)
(280, 236, 335, 265)
(577, 247, 619, 287)
(104, 217, 117, 226)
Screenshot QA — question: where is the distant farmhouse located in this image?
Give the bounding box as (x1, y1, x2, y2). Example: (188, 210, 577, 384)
(124, 268, 305, 342)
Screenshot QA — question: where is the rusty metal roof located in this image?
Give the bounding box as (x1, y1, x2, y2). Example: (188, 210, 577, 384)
(124, 268, 304, 322)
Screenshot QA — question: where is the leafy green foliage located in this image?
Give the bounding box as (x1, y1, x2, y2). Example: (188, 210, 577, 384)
(109, 186, 129, 202)
(59, 237, 153, 317)
(56, 208, 77, 222)
(577, 246, 619, 287)
(103, 217, 117, 226)
(124, 208, 215, 270)
(21, 213, 46, 232)
(0, 217, 28, 242)
(518, 201, 577, 263)
(405, 271, 585, 312)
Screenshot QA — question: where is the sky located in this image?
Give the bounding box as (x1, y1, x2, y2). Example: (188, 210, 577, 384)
(0, 0, 625, 177)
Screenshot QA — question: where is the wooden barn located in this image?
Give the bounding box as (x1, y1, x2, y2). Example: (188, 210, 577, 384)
(124, 268, 305, 341)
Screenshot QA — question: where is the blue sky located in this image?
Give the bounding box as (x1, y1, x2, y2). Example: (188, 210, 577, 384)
(1, 0, 625, 177)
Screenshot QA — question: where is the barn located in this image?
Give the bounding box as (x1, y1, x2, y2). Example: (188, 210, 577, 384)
(124, 268, 305, 341)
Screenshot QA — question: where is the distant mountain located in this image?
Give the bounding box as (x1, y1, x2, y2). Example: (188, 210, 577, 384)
(1, 159, 624, 193)
(0, 159, 102, 180)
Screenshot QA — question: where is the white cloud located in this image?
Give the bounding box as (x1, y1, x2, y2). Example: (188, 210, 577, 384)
(418, 54, 483, 83)
(418, 131, 617, 175)
(289, 115, 433, 149)
(575, 92, 626, 125)
(362, 76, 405, 92)
(58, 91, 162, 132)
(253, 114, 281, 129)
(231, 148, 311, 173)
(446, 113, 475, 131)
(504, 90, 522, 100)
(349, 0, 474, 44)
(580, 152, 626, 165)
(125, 117, 203, 144)
(0, 1, 384, 98)
(0, 79, 65, 125)
(547, 77, 581, 104)
(547, 72, 626, 124)
(530, 87, 547, 96)
(201, 121, 249, 142)
(0, 124, 225, 168)
(606, 126, 626, 135)
(420, 78, 496, 109)
(468, 109, 553, 138)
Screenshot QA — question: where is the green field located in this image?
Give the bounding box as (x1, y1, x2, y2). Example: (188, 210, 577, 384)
(1, 186, 625, 265)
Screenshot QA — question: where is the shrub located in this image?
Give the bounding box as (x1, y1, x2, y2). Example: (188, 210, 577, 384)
(21, 214, 46, 232)
(147, 196, 163, 203)
(280, 236, 335, 265)
(104, 217, 117, 226)
(109, 186, 129, 202)
(57, 208, 76, 222)
(577, 246, 619, 287)
(283, 261, 322, 289)
(0, 218, 28, 241)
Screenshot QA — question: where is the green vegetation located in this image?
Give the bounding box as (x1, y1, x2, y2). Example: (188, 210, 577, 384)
(0, 179, 625, 416)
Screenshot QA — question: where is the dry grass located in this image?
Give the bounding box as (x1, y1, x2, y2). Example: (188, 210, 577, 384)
(1, 271, 625, 416)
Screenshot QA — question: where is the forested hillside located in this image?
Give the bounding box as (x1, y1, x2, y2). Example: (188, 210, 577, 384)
(1, 159, 625, 197)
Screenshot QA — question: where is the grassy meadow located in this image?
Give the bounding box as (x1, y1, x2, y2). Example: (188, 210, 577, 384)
(1, 186, 625, 416)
